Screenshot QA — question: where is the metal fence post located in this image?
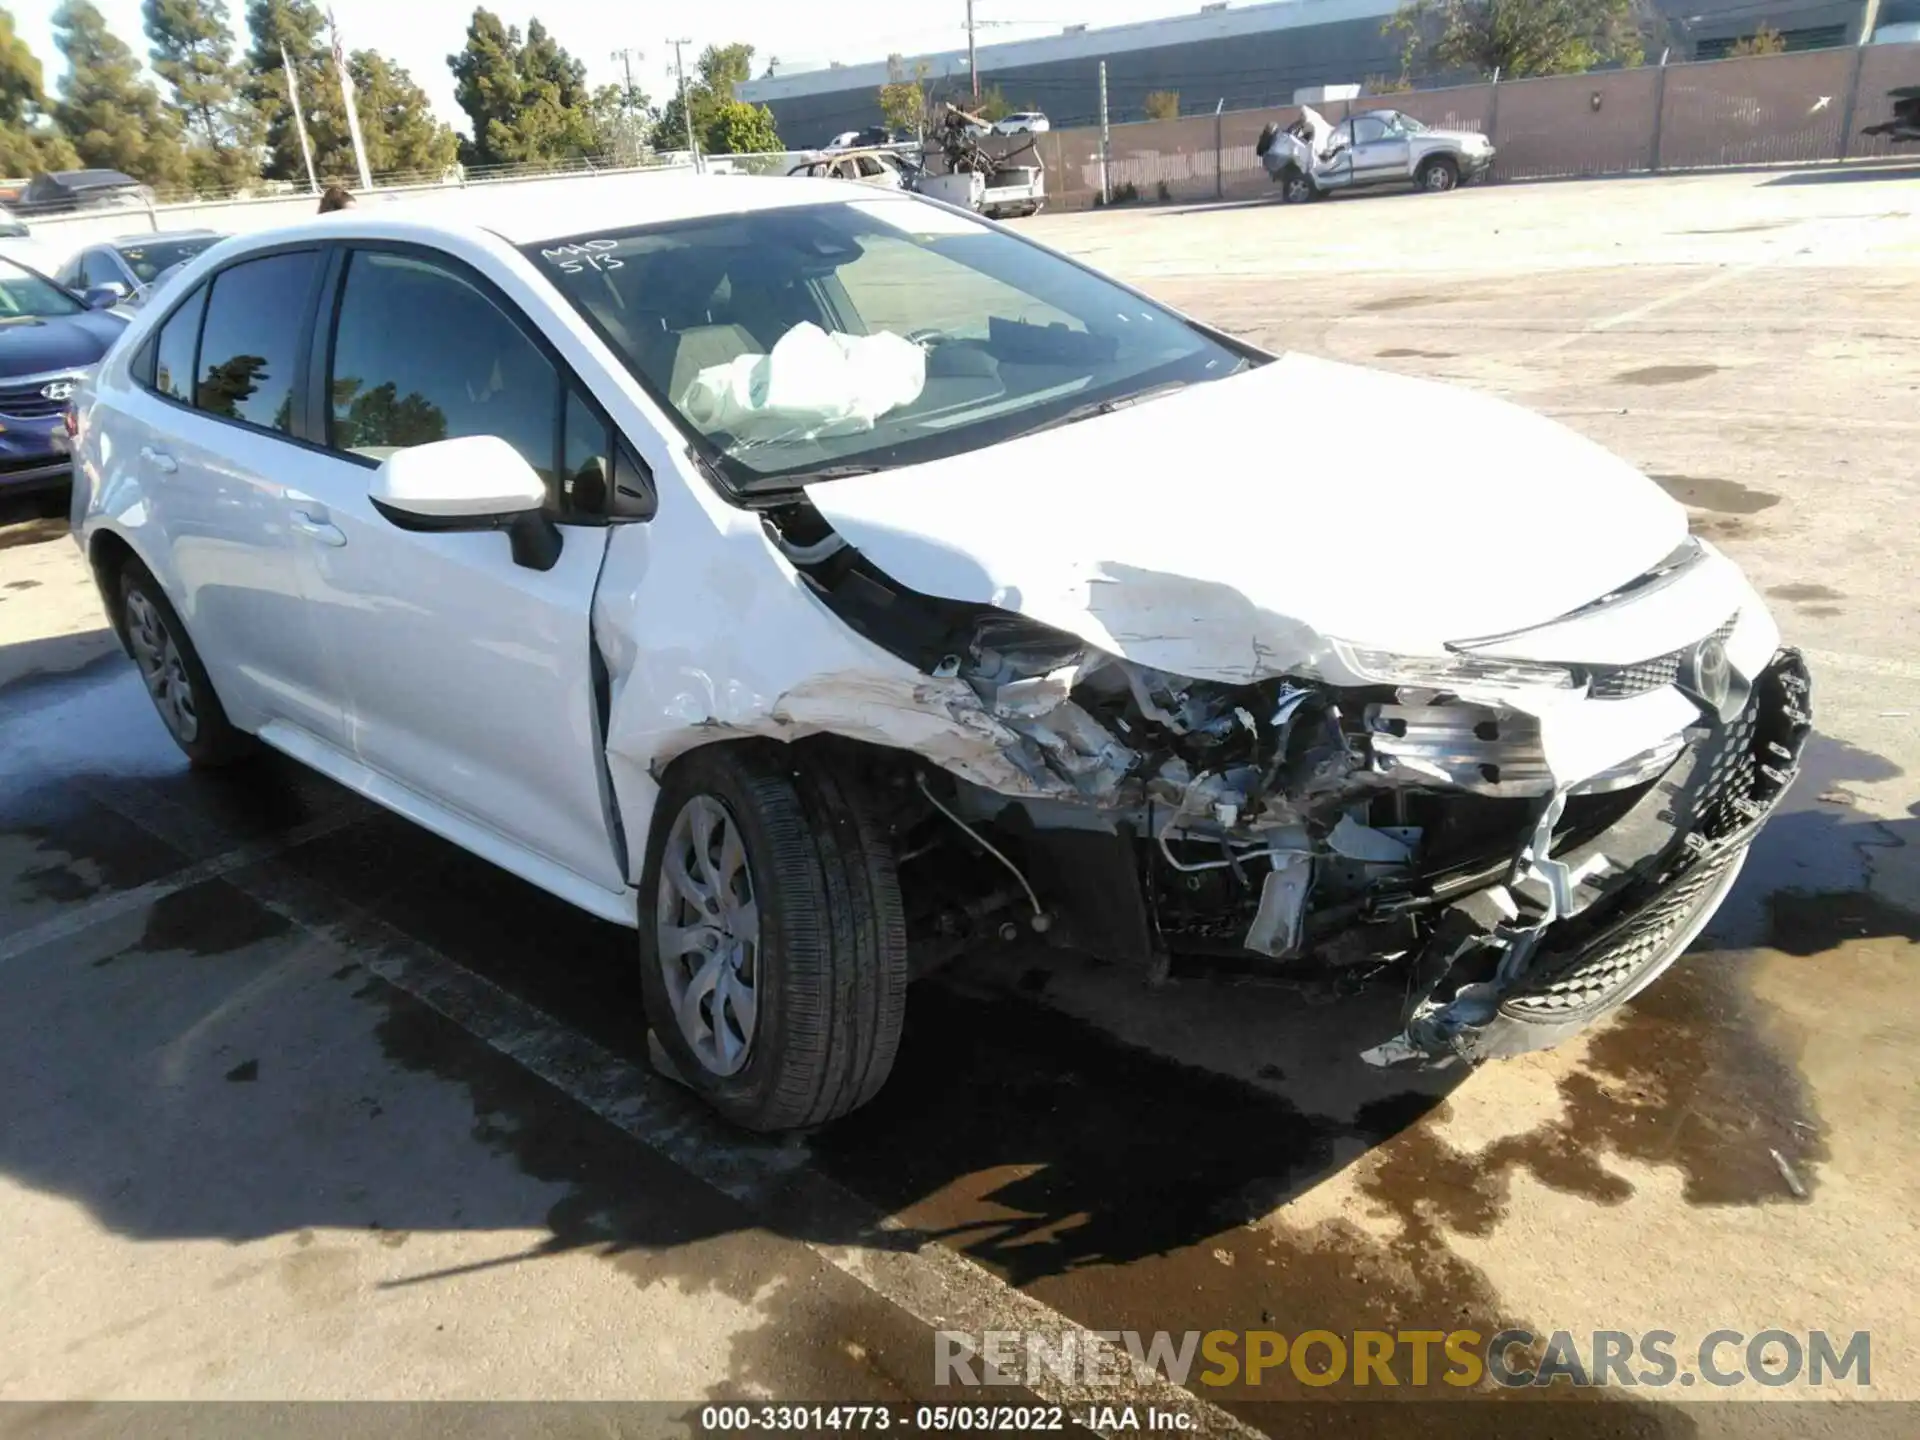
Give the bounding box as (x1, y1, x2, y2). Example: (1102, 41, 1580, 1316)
(1099, 60, 1112, 205)
(1215, 98, 1225, 200)
(1649, 53, 1671, 172)
(1485, 65, 1501, 151)
(1835, 43, 1869, 162)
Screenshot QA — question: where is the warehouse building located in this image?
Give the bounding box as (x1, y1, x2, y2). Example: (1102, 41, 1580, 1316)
(737, 0, 1909, 147)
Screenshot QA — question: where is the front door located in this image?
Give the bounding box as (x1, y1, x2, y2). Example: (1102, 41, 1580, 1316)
(1348, 113, 1412, 185)
(291, 245, 628, 903)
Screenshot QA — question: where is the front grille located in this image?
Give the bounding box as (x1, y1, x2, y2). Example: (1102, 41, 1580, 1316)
(1499, 840, 1743, 1021)
(1589, 614, 1740, 700)
(0, 379, 78, 418)
(1499, 649, 1811, 1024)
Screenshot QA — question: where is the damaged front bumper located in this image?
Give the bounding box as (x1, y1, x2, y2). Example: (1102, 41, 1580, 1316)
(1366, 648, 1812, 1066)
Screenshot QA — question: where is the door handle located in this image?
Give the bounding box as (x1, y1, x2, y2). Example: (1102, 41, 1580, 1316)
(139, 445, 178, 474)
(289, 510, 347, 547)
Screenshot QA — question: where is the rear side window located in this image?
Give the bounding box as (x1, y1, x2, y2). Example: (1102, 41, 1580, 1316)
(195, 251, 319, 432)
(152, 284, 206, 402)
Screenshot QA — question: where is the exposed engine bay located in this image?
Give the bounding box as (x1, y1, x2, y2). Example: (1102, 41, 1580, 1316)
(760, 497, 1814, 1068)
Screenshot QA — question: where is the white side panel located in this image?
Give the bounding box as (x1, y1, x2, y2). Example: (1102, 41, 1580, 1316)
(257, 721, 638, 927)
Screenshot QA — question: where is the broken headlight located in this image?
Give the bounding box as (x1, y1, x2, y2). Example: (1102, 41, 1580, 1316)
(1333, 642, 1582, 694)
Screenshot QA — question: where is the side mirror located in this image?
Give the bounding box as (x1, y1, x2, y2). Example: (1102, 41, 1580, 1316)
(83, 284, 127, 309)
(368, 434, 562, 571)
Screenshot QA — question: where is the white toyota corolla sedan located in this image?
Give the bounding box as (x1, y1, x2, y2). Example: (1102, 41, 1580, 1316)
(71, 176, 1810, 1130)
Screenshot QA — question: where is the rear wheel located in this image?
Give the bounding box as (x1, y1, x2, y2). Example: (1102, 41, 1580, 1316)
(1419, 155, 1460, 193)
(119, 559, 256, 767)
(639, 742, 908, 1132)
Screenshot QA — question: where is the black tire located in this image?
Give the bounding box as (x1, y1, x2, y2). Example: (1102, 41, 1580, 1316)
(639, 741, 908, 1132)
(1278, 165, 1318, 205)
(117, 559, 257, 768)
(1419, 155, 1460, 193)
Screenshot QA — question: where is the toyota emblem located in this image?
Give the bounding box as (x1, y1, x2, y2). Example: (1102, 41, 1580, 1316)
(40, 380, 75, 401)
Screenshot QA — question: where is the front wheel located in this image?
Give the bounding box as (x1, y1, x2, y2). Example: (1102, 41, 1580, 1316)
(639, 742, 908, 1132)
(1278, 166, 1318, 205)
(1419, 155, 1460, 193)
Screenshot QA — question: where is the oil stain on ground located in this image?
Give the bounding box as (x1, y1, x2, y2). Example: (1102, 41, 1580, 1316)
(1649, 474, 1781, 514)
(1768, 582, 1844, 604)
(1614, 364, 1719, 386)
(1376, 347, 1458, 359)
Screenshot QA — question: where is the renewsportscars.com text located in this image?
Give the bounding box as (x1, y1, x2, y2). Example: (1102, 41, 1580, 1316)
(935, 1328, 1871, 1391)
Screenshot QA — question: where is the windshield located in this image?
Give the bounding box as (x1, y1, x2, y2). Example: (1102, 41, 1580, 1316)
(529, 199, 1249, 491)
(0, 255, 83, 318)
(116, 235, 218, 283)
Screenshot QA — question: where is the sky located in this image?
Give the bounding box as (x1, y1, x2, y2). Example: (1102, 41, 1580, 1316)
(11, 0, 1207, 135)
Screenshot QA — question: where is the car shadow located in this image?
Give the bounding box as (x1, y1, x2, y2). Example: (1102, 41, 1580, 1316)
(0, 628, 1909, 1419)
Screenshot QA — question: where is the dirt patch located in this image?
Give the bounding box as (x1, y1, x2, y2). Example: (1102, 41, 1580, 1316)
(1614, 365, 1720, 386)
(1377, 348, 1459, 359)
(1358, 294, 1447, 313)
(1768, 583, 1843, 603)
(1649, 475, 1781, 515)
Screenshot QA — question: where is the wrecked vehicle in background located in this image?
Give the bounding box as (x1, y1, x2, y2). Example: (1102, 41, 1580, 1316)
(73, 180, 1809, 1133)
(1260, 106, 1495, 201)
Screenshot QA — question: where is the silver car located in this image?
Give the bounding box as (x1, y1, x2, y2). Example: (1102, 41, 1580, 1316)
(55, 230, 225, 308)
(1261, 108, 1496, 203)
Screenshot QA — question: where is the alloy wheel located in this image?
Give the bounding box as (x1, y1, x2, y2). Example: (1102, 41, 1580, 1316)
(125, 589, 200, 744)
(655, 794, 761, 1077)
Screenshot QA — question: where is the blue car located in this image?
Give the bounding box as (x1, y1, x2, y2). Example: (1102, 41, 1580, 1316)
(0, 253, 128, 496)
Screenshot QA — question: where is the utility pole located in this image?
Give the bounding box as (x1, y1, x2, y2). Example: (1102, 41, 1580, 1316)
(281, 42, 320, 195)
(966, 0, 979, 99)
(669, 38, 701, 172)
(610, 47, 644, 165)
(1858, 0, 1883, 43)
(328, 8, 373, 190)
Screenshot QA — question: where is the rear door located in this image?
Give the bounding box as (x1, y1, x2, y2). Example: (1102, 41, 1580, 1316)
(108, 249, 348, 747)
(287, 243, 629, 904)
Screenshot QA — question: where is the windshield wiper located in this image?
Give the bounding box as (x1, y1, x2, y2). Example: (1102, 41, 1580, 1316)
(1013, 379, 1196, 440)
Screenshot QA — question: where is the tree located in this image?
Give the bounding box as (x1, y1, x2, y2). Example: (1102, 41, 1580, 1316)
(657, 41, 756, 155)
(54, 0, 189, 189)
(350, 50, 456, 179)
(1729, 24, 1787, 56)
(704, 99, 779, 155)
(0, 7, 80, 176)
(589, 82, 651, 165)
(879, 54, 929, 136)
(144, 0, 259, 195)
(974, 85, 1012, 122)
(244, 0, 340, 183)
(1143, 89, 1180, 120)
(1387, 0, 1646, 80)
(448, 8, 601, 166)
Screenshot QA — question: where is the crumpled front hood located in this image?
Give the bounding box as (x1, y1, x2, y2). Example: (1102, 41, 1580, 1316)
(807, 352, 1688, 685)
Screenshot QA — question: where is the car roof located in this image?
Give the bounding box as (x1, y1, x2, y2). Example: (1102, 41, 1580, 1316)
(230, 173, 893, 250)
(105, 229, 223, 247)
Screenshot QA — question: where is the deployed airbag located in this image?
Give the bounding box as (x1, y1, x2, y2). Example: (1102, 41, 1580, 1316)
(680, 322, 928, 442)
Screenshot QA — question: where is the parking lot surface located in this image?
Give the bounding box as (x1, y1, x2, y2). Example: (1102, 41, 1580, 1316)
(3, 165, 1918, 1430)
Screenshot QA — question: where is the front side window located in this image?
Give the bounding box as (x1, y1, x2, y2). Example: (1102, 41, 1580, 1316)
(0, 255, 84, 318)
(327, 249, 604, 516)
(194, 250, 318, 431)
(529, 199, 1248, 493)
(1352, 115, 1391, 145)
